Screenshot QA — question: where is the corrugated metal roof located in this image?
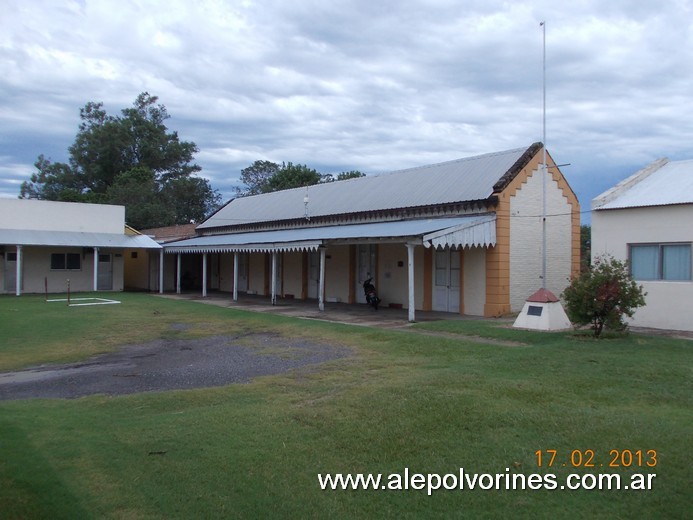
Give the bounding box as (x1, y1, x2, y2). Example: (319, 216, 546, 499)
(0, 230, 162, 249)
(165, 215, 495, 253)
(199, 145, 535, 229)
(593, 158, 693, 210)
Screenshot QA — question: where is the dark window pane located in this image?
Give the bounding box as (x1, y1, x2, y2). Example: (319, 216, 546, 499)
(51, 253, 66, 270)
(66, 253, 81, 270)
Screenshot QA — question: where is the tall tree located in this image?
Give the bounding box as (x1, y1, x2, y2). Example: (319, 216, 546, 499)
(20, 92, 221, 229)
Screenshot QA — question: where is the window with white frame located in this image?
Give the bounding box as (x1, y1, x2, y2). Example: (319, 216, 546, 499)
(50, 253, 82, 271)
(629, 243, 692, 281)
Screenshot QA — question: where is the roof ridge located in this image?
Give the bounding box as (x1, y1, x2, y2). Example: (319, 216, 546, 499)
(592, 158, 669, 209)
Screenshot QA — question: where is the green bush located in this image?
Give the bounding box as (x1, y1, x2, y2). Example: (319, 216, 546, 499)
(562, 255, 646, 337)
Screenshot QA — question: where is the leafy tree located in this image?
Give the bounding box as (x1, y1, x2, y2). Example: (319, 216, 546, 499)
(235, 160, 281, 196)
(236, 161, 365, 196)
(264, 162, 322, 192)
(561, 255, 647, 338)
(20, 92, 221, 229)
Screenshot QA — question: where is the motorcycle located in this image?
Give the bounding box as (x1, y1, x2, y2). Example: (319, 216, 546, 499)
(363, 276, 381, 310)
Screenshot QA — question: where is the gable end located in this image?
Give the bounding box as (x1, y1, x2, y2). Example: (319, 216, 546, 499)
(492, 142, 543, 193)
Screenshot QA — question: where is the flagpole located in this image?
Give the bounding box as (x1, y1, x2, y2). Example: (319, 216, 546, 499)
(541, 20, 547, 290)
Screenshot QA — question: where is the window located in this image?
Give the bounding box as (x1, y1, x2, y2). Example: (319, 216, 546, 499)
(51, 253, 81, 271)
(630, 243, 692, 281)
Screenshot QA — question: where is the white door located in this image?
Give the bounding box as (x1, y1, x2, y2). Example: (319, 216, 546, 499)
(97, 253, 113, 290)
(432, 248, 460, 313)
(307, 251, 319, 299)
(356, 245, 377, 304)
(4, 252, 17, 292)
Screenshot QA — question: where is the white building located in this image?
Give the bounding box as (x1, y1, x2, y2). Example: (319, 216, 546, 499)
(592, 158, 693, 332)
(0, 199, 161, 295)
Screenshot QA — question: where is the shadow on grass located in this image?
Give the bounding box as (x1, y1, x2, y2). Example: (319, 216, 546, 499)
(0, 419, 91, 519)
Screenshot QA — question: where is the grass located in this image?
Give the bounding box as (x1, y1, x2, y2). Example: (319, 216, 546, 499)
(1, 293, 691, 519)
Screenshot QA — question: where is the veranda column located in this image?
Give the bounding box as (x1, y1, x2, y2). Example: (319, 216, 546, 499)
(271, 251, 277, 305)
(202, 253, 208, 297)
(407, 243, 416, 322)
(318, 247, 326, 312)
(93, 247, 99, 291)
(159, 250, 164, 294)
(15, 245, 22, 296)
(233, 252, 239, 302)
(176, 253, 182, 294)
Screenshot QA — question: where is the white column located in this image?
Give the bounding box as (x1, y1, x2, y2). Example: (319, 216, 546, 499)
(93, 247, 99, 292)
(233, 252, 239, 302)
(202, 253, 208, 297)
(15, 245, 22, 296)
(407, 243, 416, 322)
(318, 247, 326, 311)
(176, 254, 182, 294)
(271, 251, 277, 305)
(159, 250, 164, 294)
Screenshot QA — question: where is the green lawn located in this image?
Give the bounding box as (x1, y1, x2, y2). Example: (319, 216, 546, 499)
(1, 293, 691, 519)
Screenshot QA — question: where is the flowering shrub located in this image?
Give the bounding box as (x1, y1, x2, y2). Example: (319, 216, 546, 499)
(562, 255, 646, 337)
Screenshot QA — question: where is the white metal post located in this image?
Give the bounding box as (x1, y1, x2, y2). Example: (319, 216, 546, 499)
(176, 253, 181, 294)
(93, 247, 99, 292)
(271, 251, 277, 305)
(541, 20, 548, 290)
(233, 252, 239, 302)
(318, 247, 326, 311)
(202, 253, 208, 297)
(159, 250, 164, 294)
(15, 245, 22, 296)
(407, 243, 416, 322)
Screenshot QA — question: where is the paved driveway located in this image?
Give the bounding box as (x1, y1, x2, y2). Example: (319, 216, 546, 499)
(0, 333, 350, 400)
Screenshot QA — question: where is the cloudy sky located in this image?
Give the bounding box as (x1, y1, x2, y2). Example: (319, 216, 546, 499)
(2, 0, 692, 223)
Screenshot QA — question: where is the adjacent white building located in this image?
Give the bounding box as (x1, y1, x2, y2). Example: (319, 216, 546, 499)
(592, 158, 693, 332)
(0, 199, 161, 295)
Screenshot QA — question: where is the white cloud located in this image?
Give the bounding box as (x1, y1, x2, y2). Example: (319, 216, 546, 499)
(1, 0, 693, 221)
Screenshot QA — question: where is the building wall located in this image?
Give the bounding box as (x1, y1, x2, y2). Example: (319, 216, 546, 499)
(3, 246, 125, 294)
(509, 167, 574, 311)
(487, 148, 579, 316)
(325, 245, 350, 302)
(463, 246, 486, 316)
(124, 249, 150, 289)
(218, 253, 233, 292)
(282, 252, 303, 298)
(1, 199, 124, 234)
(377, 243, 410, 307)
(592, 204, 693, 331)
(247, 253, 266, 295)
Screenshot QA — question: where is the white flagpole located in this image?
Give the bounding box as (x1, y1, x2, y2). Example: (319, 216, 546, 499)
(541, 20, 547, 290)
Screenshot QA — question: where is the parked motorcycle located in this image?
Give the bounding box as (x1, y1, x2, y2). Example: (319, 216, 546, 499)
(363, 277, 381, 310)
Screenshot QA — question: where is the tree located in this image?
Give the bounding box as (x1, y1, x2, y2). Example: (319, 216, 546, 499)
(321, 170, 366, 183)
(235, 160, 281, 196)
(235, 161, 365, 196)
(20, 92, 221, 229)
(264, 162, 322, 192)
(561, 255, 647, 337)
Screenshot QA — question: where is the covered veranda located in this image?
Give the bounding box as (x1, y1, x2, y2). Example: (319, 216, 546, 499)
(162, 214, 496, 322)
